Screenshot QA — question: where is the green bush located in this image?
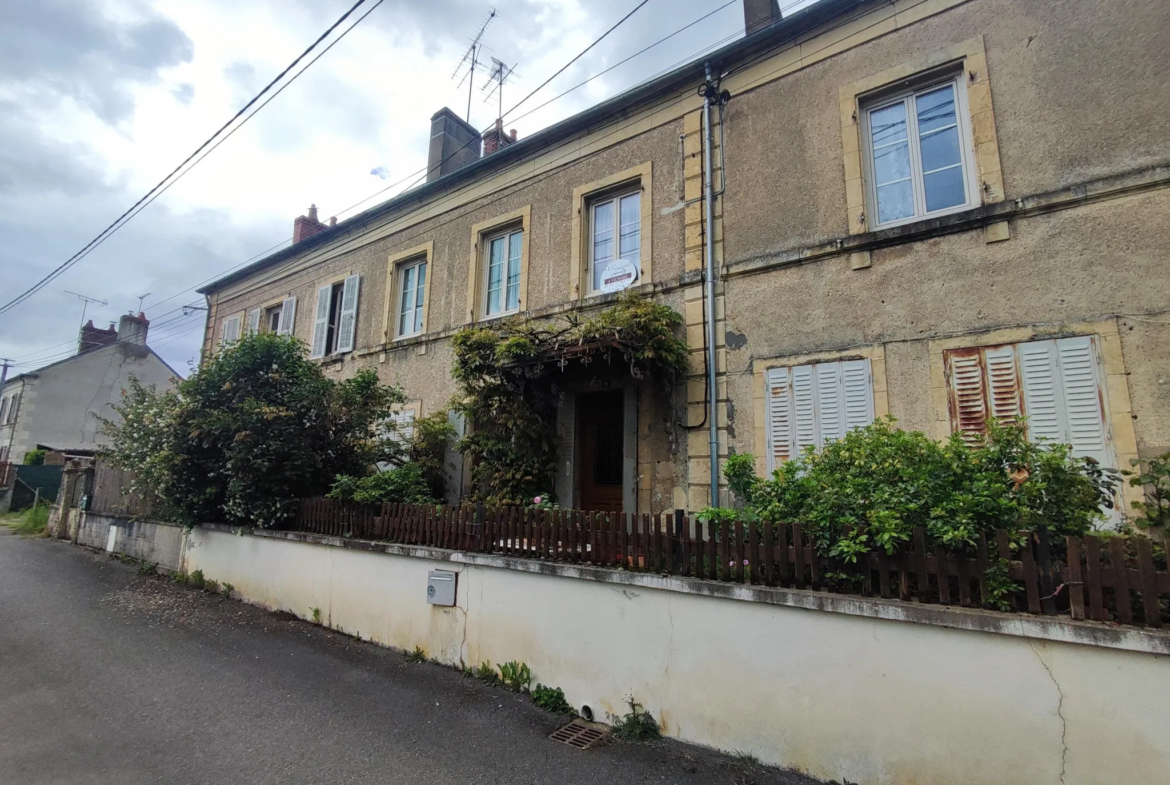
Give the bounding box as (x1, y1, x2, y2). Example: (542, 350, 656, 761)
(736, 418, 1116, 561)
(22, 449, 46, 466)
(612, 698, 659, 741)
(531, 684, 573, 714)
(328, 462, 436, 505)
(1122, 452, 1170, 528)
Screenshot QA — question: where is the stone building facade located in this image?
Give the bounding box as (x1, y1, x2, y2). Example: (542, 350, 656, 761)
(199, 0, 1170, 517)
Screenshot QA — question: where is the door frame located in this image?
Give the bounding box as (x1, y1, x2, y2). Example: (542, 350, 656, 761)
(555, 384, 637, 512)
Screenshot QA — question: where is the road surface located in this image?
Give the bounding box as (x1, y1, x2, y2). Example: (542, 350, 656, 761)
(0, 529, 821, 785)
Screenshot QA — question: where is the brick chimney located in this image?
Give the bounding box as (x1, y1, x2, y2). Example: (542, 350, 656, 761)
(293, 204, 329, 243)
(78, 320, 117, 355)
(116, 312, 149, 346)
(427, 108, 482, 182)
(743, 0, 780, 35)
(482, 119, 518, 156)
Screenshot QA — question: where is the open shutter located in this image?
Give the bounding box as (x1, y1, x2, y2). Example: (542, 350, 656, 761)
(765, 367, 793, 471)
(278, 296, 297, 336)
(947, 350, 988, 443)
(220, 316, 241, 346)
(1018, 340, 1062, 444)
(815, 362, 844, 444)
(310, 285, 331, 359)
(841, 359, 875, 432)
(1055, 336, 1112, 467)
(336, 274, 360, 353)
(791, 364, 818, 456)
(247, 308, 261, 336)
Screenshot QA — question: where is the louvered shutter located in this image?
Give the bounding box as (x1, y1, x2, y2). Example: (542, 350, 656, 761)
(841, 359, 875, 432)
(221, 315, 241, 346)
(336, 274, 360, 353)
(310, 285, 331, 359)
(247, 308, 261, 336)
(984, 345, 1022, 423)
(765, 367, 793, 471)
(815, 361, 844, 444)
(791, 364, 818, 456)
(1055, 336, 1111, 466)
(947, 350, 988, 443)
(278, 296, 297, 336)
(1018, 340, 1062, 444)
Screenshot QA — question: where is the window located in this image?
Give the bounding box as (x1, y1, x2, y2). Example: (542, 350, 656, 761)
(944, 335, 1115, 467)
(765, 358, 874, 470)
(0, 396, 8, 425)
(311, 275, 359, 359)
(397, 258, 427, 337)
(590, 190, 641, 293)
(220, 314, 242, 346)
(863, 75, 977, 228)
(483, 229, 522, 317)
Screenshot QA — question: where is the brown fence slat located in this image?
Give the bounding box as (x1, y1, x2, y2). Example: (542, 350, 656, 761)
(956, 554, 971, 607)
(976, 533, 990, 607)
(763, 522, 775, 586)
(877, 549, 891, 599)
(1110, 537, 1132, 624)
(934, 548, 951, 605)
(1066, 536, 1086, 621)
(1020, 533, 1041, 614)
(1136, 537, 1159, 627)
(703, 520, 715, 580)
(731, 520, 743, 584)
(995, 530, 1015, 612)
(914, 528, 929, 603)
(791, 523, 804, 589)
(776, 523, 789, 586)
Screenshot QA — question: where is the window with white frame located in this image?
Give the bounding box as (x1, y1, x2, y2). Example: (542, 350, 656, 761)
(397, 258, 427, 337)
(220, 314, 242, 346)
(0, 396, 9, 425)
(589, 189, 640, 293)
(863, 75, 978, 228)
(483, 229, 522, 317)
(944, 335, 1115, 468)
(765, 358, 875, 470)
(310, 275, 359, 359)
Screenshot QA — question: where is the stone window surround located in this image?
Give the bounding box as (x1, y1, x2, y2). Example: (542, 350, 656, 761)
(383, 242, 434, 342)
(465, 207, 531, 325)
(256, 294, 291, 334)
(928, 318, 1141, 513)
(569, 162, 654, 301)
(751, 344, 889, 477)
(218, 311, 245, 346)
(839, 36, 1004, 238)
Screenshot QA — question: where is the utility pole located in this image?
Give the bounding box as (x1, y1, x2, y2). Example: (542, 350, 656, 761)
(0, 358, 11, 390)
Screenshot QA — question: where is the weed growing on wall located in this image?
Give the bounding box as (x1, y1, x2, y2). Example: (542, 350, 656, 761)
(1123, 452, 1170, 528)
(531, 684, 573, 714)
(497, 661, 532, 693)
(406, 646, 428, 663)
(473, 661, 498, 684)
(612, 698, 659, 741)
(451, 292, 688, 505)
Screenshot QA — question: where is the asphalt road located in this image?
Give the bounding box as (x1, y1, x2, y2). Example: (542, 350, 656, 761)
(0, 530, 822, 785)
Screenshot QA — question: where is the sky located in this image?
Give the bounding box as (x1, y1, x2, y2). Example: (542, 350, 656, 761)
(0, 0, 817, 377)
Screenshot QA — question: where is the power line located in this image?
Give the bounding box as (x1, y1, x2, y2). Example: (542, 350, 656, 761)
(0, 0, 380, 318)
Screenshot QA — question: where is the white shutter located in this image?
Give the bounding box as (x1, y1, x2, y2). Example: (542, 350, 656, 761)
(841, 359, 875, 432)
(335, 274, 360, 353)
(984, 345, 1022, 424)
(220, 315, 241, 346)
(791, 364, 818, 456)
(278, 296, 297, 336)
(947, 350, 988, 442)
(765, 367, 793, 471)
(1019, 340, 1062, 444)
(310, 285, 331, 359)
(247, 308, 261, 336)
(1055, 336, 1113, 468)
(815, 361, 844, 444)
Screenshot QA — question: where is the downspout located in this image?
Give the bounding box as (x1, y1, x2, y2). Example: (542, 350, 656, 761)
(702, 63, 720, 509)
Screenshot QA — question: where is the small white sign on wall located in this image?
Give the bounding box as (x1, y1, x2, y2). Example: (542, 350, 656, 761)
(598, 259, 637, 294)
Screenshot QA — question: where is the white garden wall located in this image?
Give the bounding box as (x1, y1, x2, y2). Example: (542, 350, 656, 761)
(181, 525, 1169, 785)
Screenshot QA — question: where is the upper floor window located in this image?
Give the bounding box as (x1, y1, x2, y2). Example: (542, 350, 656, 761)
(944, 335, 1115, 468)
(484, 229, 522, 317)
(863, 76, 977, 228)
(311, 274, 360, 359)
(0, 396, 9, 425)
(397, 258, 427, 338)
(590, 190, 640, 293)
(220, 314, 242, 346)
(765, 358, 875, 470)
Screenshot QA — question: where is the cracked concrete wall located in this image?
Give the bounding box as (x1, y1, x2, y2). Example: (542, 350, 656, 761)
(184, 525, 1170, 785)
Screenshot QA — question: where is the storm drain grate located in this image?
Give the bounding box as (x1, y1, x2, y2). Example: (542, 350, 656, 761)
(550, 719, 609, 749)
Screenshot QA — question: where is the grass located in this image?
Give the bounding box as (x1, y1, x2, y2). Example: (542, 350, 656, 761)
(2, 504, 50, 537)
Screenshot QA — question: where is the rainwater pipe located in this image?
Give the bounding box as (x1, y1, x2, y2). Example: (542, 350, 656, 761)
(702, 62, 720, 510)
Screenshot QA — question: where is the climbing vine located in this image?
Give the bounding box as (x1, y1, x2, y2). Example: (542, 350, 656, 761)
(451, 292, 688, 505)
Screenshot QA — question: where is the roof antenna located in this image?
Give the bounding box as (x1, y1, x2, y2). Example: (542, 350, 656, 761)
(452, 7, 497, 123)
(64, 290, 108, 331)
(482, 57, 518, 125)
(136, 293, 151, 313)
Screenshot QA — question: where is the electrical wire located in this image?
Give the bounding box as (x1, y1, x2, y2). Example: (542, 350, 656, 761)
(0, 0, 380, 318)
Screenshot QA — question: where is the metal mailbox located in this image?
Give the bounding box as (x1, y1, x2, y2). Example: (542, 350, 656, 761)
(427, 570, 457, 606)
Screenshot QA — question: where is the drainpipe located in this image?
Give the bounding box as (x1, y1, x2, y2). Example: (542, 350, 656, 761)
(702, 63, 720, 510)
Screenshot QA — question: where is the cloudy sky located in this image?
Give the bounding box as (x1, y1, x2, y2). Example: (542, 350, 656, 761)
(0, 0, 816, 376)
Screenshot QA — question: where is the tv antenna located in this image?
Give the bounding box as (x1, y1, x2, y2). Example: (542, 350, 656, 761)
(482, 57, 518, 122)
(136, 293, 151, 312)
(452, 7, 497, 123)
(64, 290, 108, 330)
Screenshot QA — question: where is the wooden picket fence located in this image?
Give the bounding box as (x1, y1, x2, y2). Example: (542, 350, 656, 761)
(291, 499, 1170, 628)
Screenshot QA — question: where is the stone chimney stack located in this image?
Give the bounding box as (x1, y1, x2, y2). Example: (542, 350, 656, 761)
(482, 119, 518, 156)
(427, 108, 482, 182)
(293, 204, 330, 243)
(78, 320, 117, 355)
(743, 0, 780, 35)
(116, 312, 149, 346)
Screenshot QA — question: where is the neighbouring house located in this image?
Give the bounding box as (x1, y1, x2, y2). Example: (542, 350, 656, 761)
(195, 0, 1169, 518)
(0, 313, 179, 467)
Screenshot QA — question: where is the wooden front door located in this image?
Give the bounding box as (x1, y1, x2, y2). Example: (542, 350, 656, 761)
(577, 391, 625, 512)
